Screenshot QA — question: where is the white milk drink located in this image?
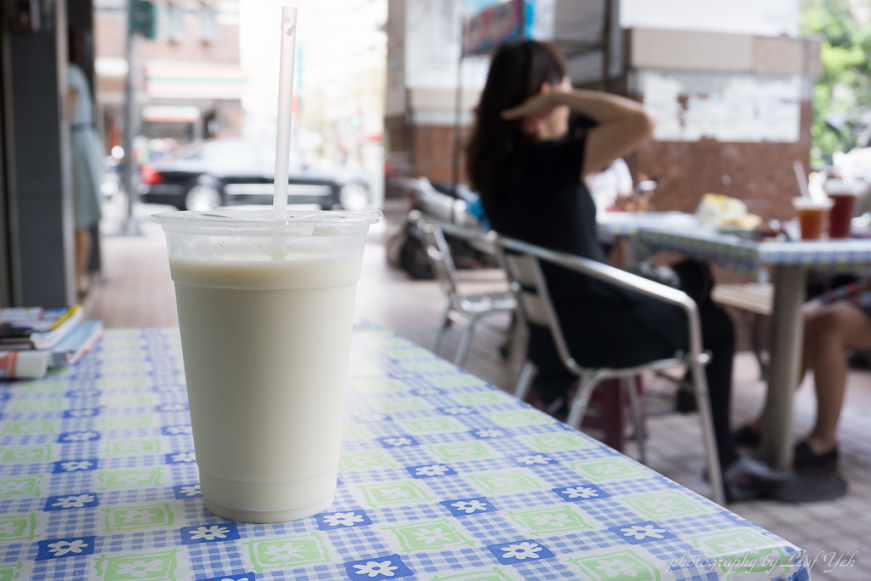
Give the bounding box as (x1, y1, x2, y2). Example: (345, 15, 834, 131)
(153, 208, 379, 523)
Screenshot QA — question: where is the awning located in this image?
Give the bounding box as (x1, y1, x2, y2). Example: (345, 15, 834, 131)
(145, 63, 247, 100)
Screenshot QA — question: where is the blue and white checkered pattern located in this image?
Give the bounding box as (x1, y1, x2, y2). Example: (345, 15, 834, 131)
(0, 326, 809, 580)
(635, 226, 871, 276)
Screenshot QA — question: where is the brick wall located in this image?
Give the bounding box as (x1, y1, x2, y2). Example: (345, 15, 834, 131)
(631, 102, 813, 222)
(386, 116, 470, 186)
(412, 125, 469, 184)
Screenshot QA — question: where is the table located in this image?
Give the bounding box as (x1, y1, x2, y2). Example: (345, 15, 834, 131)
(635, 226, 871, 478)
(0, 326, 809, 580)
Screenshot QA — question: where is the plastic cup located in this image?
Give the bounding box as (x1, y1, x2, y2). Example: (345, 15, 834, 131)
(153, 207, 380, 523)
(827, 193, 858, 239)
(793, 198, 832, 241)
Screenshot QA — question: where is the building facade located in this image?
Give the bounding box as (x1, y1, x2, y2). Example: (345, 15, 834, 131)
(93, 0, 243, 159)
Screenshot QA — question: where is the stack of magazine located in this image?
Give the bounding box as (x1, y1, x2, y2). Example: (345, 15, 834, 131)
(0, 306, 103, 379)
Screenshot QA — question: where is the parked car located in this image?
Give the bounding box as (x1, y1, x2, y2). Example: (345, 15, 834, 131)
(138, 138, 372, 212)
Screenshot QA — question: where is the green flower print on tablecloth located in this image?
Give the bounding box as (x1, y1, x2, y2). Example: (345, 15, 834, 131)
(10, 399, 62, 413)
(523, 433, 591, 453)
(0, 514, 38, 541)
(95, 550, 178, 581)
(105, 504, 174, 531)
(247, 532, 331, 572)
(0, 445, 53, 463)
(2, 420, 55, 436)
(467, 470, 543, 494)
(101, 415, 153, 429)
(691, 529, 794, 576)
(0, 476, 41, 498)
(506, 505, 597, 535)
(429, 442, 496, 462)
(402, 418, 461, 434)
(105, 438, 161, 456)
(382, 518, 475, 553)
(356, 481, 432, 508)
(98, 468, 162, 490)
(622, 491, 706, 520)
(565, 547, 661, 581)
(339, 450, 396, 471)
(370, 397, 429, 413)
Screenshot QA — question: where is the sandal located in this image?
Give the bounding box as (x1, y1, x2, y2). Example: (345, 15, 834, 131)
(794, 441, 838, 471)
(733, 425, 761, 448)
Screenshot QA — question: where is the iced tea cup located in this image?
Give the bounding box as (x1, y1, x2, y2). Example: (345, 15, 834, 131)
(828, 193, 858, 239)
(793, 198, 832, 241)
(153, 208, 380, 523)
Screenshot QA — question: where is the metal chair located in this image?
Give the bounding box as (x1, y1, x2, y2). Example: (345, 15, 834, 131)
(492, 234, 725, 505)
(417, 218, 517, 367)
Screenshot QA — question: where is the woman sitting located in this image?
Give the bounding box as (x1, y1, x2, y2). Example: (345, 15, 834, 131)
(736, 279, 871, 469)
(467, 40, 774, 497)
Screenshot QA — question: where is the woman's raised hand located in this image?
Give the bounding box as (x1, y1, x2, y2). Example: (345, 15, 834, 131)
(501, 93, 560, 121)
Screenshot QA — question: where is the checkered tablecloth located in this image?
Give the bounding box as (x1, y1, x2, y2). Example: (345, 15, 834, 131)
(0, 325, 809, 580)
(636, 226, 871, 276)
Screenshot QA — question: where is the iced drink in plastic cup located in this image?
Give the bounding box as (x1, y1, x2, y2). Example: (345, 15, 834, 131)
(828, 193, 857, 239)
(153, 207, 379, 523)
(793, 198, 832, 241)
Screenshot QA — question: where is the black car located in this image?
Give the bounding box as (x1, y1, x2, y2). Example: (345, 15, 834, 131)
(138, 138, 372, 212)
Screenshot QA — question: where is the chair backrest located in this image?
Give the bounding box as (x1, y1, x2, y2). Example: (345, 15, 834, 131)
(418, 219, 460, 298)
(495, 243, 581, 375)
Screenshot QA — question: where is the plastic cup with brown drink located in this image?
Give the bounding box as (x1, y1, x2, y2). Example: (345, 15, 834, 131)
(825, 180, 859, 239)
(793, 197, 833, 241)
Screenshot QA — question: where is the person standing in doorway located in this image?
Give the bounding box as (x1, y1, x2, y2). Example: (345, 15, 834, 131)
(67, 30, 103, 296)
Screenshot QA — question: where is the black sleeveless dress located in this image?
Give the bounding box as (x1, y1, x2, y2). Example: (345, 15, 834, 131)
(485, 136, 688, 373)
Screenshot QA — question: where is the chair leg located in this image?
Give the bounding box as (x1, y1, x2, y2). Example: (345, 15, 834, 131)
(623, 376, 647, 466)
(430, 305, 451, 354)
(514, 360, 535, 400)
(688, 358, 726, 505)
(498, 312, 517, 360)
(453, 317, 478, 367)
(566, 373, 604, 430)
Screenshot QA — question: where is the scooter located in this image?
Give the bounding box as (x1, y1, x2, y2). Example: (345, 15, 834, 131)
(386, 178, 493, 279)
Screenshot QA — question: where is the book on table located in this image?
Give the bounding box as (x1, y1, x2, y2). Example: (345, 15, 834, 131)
(49, 320, 103, 366)
(0, 306, 84, 350)
(0, 307, 103, 379)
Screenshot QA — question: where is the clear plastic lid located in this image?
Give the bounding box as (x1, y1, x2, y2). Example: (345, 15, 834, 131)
(152, 208, 382, 236)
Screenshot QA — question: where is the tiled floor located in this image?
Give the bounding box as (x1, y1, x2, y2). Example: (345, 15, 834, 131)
(86, 203, 871, 579)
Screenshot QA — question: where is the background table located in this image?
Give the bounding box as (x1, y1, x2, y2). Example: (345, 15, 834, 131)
(636, 226, 871, 475)
(0, 325, 809, 580)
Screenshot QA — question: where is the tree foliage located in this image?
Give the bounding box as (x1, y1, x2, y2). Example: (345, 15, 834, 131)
(802, 0, 871, 166)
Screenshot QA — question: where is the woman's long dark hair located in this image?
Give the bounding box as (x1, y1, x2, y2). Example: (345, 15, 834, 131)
(467, 41, 567, 206)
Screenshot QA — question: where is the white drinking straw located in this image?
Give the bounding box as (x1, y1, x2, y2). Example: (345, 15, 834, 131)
(273, 6, 298, 219)
(793, 160, 810, 199)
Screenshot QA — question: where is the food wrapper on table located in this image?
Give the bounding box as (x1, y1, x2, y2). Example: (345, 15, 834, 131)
(697, 193, 763, 231)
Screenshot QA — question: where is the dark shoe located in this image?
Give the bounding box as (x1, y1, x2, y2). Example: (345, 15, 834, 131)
(726, 480, 779, 503)
(794, 442, 838, 471)
(675, 388, 697, 413)
(733, 425, 761, 448)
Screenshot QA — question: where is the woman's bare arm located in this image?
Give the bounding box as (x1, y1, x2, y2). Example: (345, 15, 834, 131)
(503, 89, 654, 178)
(67, 87, 79, 121)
